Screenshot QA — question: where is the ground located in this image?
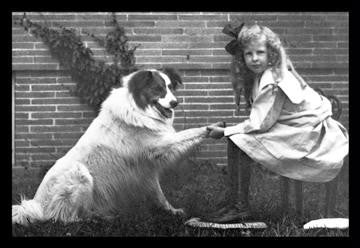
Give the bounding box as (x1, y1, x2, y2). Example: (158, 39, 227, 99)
(12, 159, 349, 237)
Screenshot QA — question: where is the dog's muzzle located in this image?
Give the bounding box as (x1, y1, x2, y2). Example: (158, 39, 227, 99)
(155, 102, 174, 119)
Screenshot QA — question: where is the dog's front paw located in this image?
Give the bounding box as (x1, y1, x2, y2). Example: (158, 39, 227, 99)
(170, 207, 186, 216)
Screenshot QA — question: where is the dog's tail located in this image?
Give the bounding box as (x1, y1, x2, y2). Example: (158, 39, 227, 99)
(12, 196, 44, 226)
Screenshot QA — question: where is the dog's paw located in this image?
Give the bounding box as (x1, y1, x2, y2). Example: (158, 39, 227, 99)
(170, 208, 186, 216)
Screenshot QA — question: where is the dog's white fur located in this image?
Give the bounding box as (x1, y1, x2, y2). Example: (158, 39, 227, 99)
(12, 69, 209, 225)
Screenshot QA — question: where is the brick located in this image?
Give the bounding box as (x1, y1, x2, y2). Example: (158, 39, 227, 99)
(185, 83, 228, 90)
(12, 42, 34, 49)
(13, 50, 51, 57)
(16, 105, 56, 112)
(15, 125, 29, 133)
(128, 14, 177, 20)
(178, 104, 209, 110)
(53, 132, 83, 139)
(208, 90, 234, 96)
(17, 78, 57, 84)
(15, 113, 29, 119)
(162, 49, 211, 56)
(16, 147, 56, 153)
(189, 56, 230, 63)
(15, 133, 52, 139)
(182, 77, 209, 83)
(189, 42, 226, 49)
(15, 99, 30, 105)
(129, 35, 161, 42)
(31, 85, 66, 91)
(176, 90, 207, 96)
(30, 125, 82, 133)
(31, 154, 61, 161)
(313, 35, 348, 42)
(185, 96, 234, 103)
(15, 119, 53, 125)
(133, 28, 183, 35)
(183, 28, 223, 36)
(15, 84, 30, 91)
(12, 57, 34, 63)
(135, 50, 162, 56)
(174, 117, 208, 124)
(31, 139, 77, 147)
(137, 56, 185, 63)
(337, 42, 348, 48)
(34, 56, 59, 64)
(32, 112, 82, 119)
(15, 140, 30, 147)
(156, 21, 206, 28)
(206, 21, 230, 28)
(210, 104, 236, 110)
(115, 21, 155, 28)
(13, 64, 59, 70)
(179, 14, 227, 21)
(82, 111, 97, 118)
(162, 35, 212, 43)
(55, 118, 92, 125)
(209, 76, 231, 82)
(16, 92, 55, 98)
(185, 110, 234, 117)
(31, 98, 80, 105)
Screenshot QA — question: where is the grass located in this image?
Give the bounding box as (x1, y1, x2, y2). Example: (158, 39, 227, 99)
(12, 159, 349, 237)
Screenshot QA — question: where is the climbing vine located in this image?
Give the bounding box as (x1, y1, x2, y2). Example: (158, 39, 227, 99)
(14, 12, 140, 112)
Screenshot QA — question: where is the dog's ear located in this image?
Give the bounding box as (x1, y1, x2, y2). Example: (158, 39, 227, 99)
(162, 67, 182, 90)
(128, 70, 154, 93)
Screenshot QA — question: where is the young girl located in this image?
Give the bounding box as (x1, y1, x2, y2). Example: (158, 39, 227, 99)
(206, 24, 349, 223)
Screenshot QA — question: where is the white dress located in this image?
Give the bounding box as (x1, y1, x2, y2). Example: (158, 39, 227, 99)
(224, 69, 348, 183)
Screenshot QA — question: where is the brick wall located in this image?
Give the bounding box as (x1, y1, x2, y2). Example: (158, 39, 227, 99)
(12, 12, 349, 169)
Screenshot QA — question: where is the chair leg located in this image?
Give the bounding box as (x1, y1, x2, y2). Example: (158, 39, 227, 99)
(294, 180, 303, 218)
(227, 138, 240, 205)
(325, 176, 338, 217)
(280, 176, 290, 214)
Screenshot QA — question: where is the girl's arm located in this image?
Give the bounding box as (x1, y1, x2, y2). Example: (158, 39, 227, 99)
(224, 84, 286, 136)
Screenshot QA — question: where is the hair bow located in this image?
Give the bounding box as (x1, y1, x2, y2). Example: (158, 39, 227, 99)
(222, 22, 245, 55)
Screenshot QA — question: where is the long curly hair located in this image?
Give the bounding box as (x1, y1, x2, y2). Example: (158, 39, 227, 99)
(230, 24, 287, 112)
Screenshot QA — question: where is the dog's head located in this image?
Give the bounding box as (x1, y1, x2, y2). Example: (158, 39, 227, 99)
(125, 67, 182, 119)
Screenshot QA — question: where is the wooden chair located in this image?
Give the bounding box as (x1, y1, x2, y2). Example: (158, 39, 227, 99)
(226, 87, 344, 218)
(280, 88, 344, 218)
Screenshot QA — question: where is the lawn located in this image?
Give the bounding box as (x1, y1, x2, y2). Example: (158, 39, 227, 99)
(12, 159, 349, 237)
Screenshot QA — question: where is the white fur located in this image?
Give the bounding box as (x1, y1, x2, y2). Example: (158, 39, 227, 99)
(12, 69, 208, 225)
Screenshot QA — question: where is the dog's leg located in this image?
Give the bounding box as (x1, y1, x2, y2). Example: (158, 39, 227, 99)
(151, 177, 185, 216)
(150, 127, 208, 165)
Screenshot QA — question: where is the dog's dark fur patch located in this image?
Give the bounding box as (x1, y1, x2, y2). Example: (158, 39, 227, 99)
(128, 70, 167, 110)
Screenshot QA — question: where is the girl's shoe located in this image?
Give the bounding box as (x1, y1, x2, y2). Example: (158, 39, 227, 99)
(207, 202, 252, 223)
(208, 204, 234, 218)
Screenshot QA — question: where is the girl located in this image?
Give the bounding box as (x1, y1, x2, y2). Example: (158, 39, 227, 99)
(206, 24, 349, 223)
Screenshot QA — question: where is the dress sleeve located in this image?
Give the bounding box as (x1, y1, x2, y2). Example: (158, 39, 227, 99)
(224, 84, 286, 136)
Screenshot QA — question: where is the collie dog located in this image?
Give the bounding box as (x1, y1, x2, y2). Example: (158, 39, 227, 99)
(12, 68, 214, 225)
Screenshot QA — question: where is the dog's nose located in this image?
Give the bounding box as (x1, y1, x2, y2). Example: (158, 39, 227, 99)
(170, 100, 178, 108)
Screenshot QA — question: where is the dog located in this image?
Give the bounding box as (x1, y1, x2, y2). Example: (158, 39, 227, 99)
(12, 68, 217, 226)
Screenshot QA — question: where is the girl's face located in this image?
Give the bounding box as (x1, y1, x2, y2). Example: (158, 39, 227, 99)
(243, 37, 269, 75)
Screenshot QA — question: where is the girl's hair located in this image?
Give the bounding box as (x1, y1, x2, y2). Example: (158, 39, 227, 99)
(231, 24, 286, 111)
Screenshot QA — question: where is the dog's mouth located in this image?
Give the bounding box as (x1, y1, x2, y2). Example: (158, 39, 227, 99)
(154, 102, 173, 119)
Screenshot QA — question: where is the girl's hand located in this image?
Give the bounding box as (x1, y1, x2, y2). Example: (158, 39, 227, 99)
(206, 126, 225, 139)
